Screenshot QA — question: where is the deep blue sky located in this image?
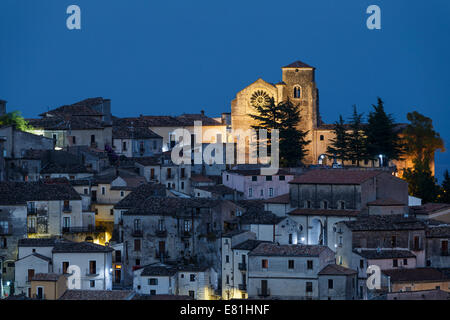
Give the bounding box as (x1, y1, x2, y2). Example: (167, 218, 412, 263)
(1, 0, 449, 181)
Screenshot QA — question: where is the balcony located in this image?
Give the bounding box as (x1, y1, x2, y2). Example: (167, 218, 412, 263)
(238, 263, 247, 271)
(257, 288, 270, 297)
(238, 283, 247, 291)
(132, 229, 143, 237)
(63, 206, 72, 213)
(181, 231, 191, 239)
(62, 226, 105, 234)
(155, 229, 167, 237)
(166, 174, 174, 180)
(85, 269, 99, 277)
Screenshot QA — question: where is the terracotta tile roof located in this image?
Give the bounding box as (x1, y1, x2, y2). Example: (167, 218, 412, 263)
(318, 264, 357, 275)
(282, 60, 315, 69)
(0, 181, 81, 205)
(59, 290, 134, 300)
(39, 104, 104, 117)
(118, 116, 183, 127)
(383, 268, 450, 283)
(18, 238, 63, 247)
(343, 215, 426, 231)
(226, 169, 291, 176)
(134, 156, 162, 166)
(52, 241, 113, 253)
(195, 185, 242, 196)
(426, 225, 450, 238)
(249, 243, 330, 257)
(175, 113, 223, 126)
(133, 294, 193, 300)
(29, 116, 110, 130)
(232, 239, 270, 251)
(114, 183, 167, 209)
(236, 200, 265, 213)
(289, 208, 360, 217)
(290, 169, 383, 185)
(112, 125, 162, 139)
(140, 265, 177, 277)
(190, 174, 214, 183)
(263, 193, 290, 204)
(32, 273, 62, 281)
(355, 250, 416, 259)
(367, 198, 405, 206)
(410, 203, 450, 216)
(222, 229, 248, 238)
(239, 211, 285, 225)
(40, 162, 90, 174)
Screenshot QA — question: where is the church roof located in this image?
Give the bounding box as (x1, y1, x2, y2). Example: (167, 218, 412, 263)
(282, 60, 315, 69)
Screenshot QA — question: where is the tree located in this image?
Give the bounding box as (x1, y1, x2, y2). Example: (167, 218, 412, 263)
(364, 97, 403, 166)
(403, 111, 445, 163)
(249, 98, 310, 167)
(346, 105, 368, 166)
(438, 169, 450, 204)
(0, 111, 33, 131)
(326, 115, 348, 164)
(278, 98, 310, 166)
(403, 158, 439, 203)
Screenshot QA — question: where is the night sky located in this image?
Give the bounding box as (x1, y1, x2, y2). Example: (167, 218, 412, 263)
(1, 0, 449, 180)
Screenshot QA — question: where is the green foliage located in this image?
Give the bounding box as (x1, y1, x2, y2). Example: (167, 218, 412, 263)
(0, 111, 34, 131)
(365, 97, 404, 164)
(403, 111, 445, 163)
(403, 158, 439, 203)
(248, 98, 310, 166)
(346, 105, 368, 166)
(326, 115, 348, 163)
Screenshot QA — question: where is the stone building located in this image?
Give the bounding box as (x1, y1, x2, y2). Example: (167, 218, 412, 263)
(112, 123, 163, 158)
(246, 243, 335, 300)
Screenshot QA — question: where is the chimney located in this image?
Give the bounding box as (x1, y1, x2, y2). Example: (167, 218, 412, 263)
(0, 100, 6, 116)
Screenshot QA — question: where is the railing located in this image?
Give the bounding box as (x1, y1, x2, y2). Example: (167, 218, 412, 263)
(63, 206, 72, 213)
(27, 227, 37, 234)
(155, 229, 167, 237)
(257, 288, 270, 297)
(62, 226, 105, 233)
(238, 284, 247, 291)
(238, 263, 247, 271)
(86, 268, 98, 276)
(132, 229, 143, 237)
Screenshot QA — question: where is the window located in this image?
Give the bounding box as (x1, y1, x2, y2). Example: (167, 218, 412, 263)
(226, 255, 229, 263)
(322, 201, 328, 209)
(288, 260, 294, 269)
(293, 86, 301, 99)
(120, 191, 124, 197)
(279, 175, 285, 181)
(91, 135, 96, 144)
(403, 259, 408, 265)
(181, 182, 184, 190)
(95, 209, 98, 215)
(320, 135, 324, 141)
(135, 259, 141, 266)
(266, 176, 272, 181)
(226, 175, 229, 181)
(72, 136, 76, 145)
(306, 200, 311, 209)
(412, 236, 421, 251)
(184, 220, 191, 232)
(101, 187, 106, 195)
(89, 261, 96, 274)
(269, 188, 273, 197)
(306, 282, 313, 293)
(262, 259, 268, 269)
(84, 188, 88, 195)
(248, 188, 253, 198)
(288, 234, 293, 244)
(339, 201, 345, 210)
(391, 236, 397, 248)
(307, 260, 313, 270)
(189, 291, 195, 298)
(110, 209, 114, 216)
(134, 239, 141, 251)
(360, 260, 364, 269)
(260, 189, 264, 197)
(150, 290, 156, 295)
(90, 280, 95, 288)
(328, 279, 334, 289)
(226, 275, 229, 284)
(134, 219, 141, 232)
(393, 259, 398, 267)
(181, 168, 185, 178)
(62, 262, 69, 274)
(442, 240, 448, 255)
(149, 278, 158, 285)
(190, 274, 196, 282)
(252, 176, 257, 182)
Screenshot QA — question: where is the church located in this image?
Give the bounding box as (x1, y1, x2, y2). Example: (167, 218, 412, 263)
(229, 60, 419, 174)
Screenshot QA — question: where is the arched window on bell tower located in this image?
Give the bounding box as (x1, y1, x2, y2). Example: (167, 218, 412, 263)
(293, 86, 302, 99)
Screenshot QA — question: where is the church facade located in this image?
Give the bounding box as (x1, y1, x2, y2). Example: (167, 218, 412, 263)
(229, 60, 421, 174)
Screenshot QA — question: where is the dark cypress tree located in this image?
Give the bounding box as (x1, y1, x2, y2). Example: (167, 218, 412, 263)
(278, 98, 310, 166)
(347, 105, 368, 166)
(326, 115, 348, 164)
(365, 98, 403, 166)
(439, 169, 450, 204)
